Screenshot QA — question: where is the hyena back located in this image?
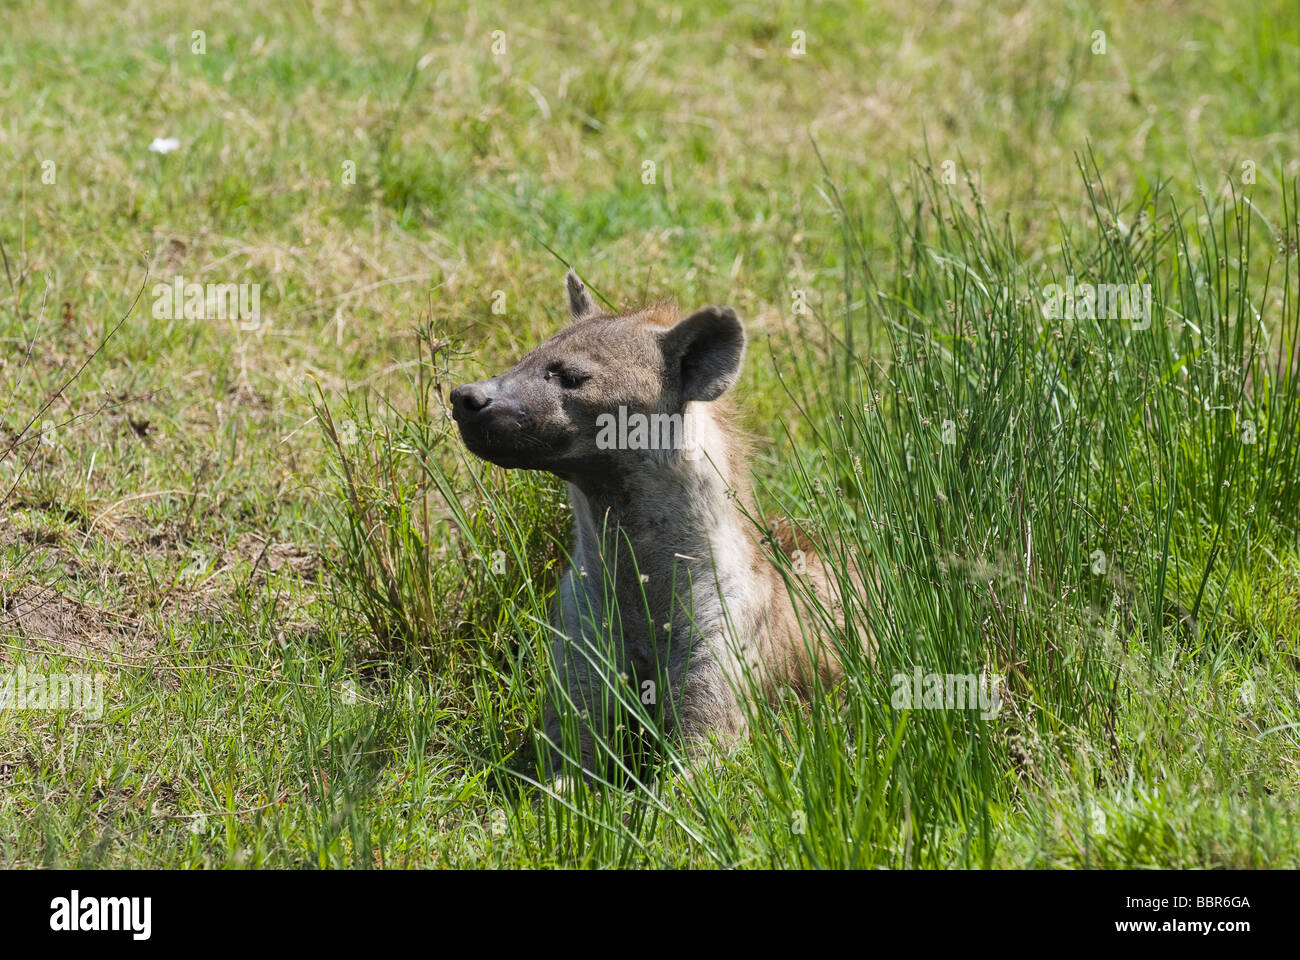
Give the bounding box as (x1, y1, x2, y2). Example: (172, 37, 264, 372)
(451, 270, 852, 779)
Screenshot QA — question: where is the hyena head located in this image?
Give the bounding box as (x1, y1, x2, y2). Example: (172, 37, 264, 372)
(450, 270, 745, 481)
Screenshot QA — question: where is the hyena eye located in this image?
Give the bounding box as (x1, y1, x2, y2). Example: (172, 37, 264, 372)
(548, 368, 589, 389)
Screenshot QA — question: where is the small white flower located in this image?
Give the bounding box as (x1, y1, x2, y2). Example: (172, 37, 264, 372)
(149, 137, 181, 154)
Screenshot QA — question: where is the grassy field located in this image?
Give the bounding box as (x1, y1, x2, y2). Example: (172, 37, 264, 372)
(1, 0, 1298, 867)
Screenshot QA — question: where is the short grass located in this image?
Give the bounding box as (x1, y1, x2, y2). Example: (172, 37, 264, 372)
(0, 0, 1297, 867)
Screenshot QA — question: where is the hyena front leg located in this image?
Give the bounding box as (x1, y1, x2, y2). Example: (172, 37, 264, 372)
(661, 646, 749, 771)
(538, 572, 618, 783)
(539, 655, 601, 782)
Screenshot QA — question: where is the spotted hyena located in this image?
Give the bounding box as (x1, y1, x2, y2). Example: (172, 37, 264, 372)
(451, 270, 853, 781)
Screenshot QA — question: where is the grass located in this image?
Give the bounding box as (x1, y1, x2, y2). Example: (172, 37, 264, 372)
(0, 0, 1297, 868)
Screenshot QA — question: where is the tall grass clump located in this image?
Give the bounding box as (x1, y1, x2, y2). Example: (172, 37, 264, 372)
(731, 154, 1300, 866)
(310, 323, 567, 672)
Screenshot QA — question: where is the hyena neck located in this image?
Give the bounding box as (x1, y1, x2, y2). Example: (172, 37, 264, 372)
(565, 402, 758, 628)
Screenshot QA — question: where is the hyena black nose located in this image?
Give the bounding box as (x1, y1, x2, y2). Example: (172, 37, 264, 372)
(450, 382, 493, 415)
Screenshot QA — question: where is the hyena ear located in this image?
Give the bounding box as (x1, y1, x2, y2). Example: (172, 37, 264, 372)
(565, 269, 599, 321)
(661, 306, 746, 403)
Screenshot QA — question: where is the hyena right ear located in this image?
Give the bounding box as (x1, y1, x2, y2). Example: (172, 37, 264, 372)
(566, 269, 600, 321)
(660, 305, 746, 403)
